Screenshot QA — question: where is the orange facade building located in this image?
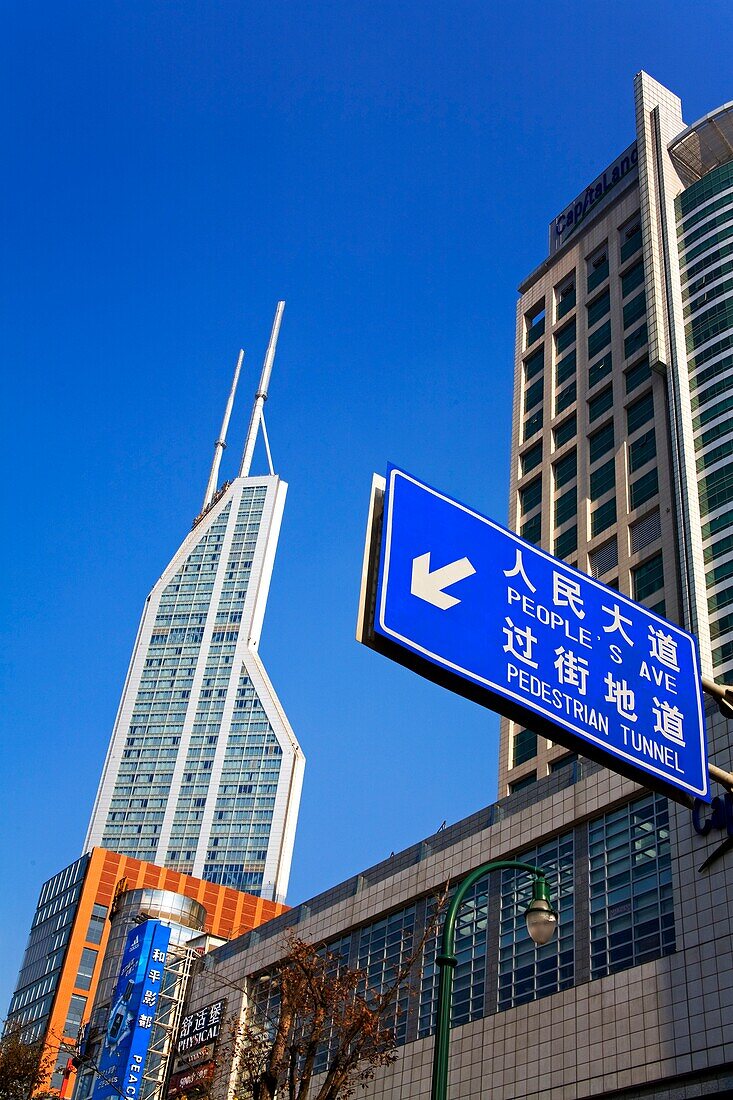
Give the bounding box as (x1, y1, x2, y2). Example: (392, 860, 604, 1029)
(5, 848, 287, 1094)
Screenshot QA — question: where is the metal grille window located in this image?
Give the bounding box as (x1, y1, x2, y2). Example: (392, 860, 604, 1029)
(632, 553, 664, 602)
(630, 468, 659, 510)
(592, 498, 617, 538)
(589, 420, 615, 464)
(589, 537, 618, 578)
(513, 727, 538, 766)
(553, 414, 576, 449)
(588, 385, 614, 424)
(589, 794, 674, 979)
(419, 883, 487, 1038)
(627, 390, 654, 435)
(521, 440, 543, 476)
(497, 832, 574, 1010)
(630, 510, 661, 553)
(590, 458, 615, 501)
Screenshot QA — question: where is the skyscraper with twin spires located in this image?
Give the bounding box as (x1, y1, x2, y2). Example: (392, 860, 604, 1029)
(84, 303, 304, 903)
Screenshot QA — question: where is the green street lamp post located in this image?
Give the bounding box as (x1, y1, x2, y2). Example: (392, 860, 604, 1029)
(430, 860, 558, 1100)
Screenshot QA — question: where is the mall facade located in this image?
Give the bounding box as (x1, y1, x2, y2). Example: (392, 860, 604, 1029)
(178, 74, 733, 1099)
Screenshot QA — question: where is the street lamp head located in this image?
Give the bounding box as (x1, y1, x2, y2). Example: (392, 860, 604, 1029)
(524, 875, 558, 946)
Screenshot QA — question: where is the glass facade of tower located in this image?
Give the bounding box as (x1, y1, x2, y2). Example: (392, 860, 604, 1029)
(678, 160, 733, 676)
(85, 476, 303, 902)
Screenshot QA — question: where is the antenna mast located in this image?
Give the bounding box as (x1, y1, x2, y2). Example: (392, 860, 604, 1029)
(239, 301, 285, 477)
(202, 349, 244, 510)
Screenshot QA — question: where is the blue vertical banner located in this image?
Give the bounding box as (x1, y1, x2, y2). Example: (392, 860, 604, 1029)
(92, 920, 171, 1100)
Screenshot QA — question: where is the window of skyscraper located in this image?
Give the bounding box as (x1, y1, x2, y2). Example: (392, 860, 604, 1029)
(590, 458, 615, 501)
(555, 381, 577, 416)
(555, 487, 577, 527)
(63, 993, 87, 1037)
(592, 498, 617, 538)
(555, 525, 578, 558)
(587, 244, 609, 292)
(589, 352, 612, 390)
(554, 449, 577, 489)
(630, 468, 659, 510)
(524, 408, 544, 440)
(556, 274, 576, 320)
(524, 346, 544, 381)
(520, 440, 543, 475)
(625, 356, 651, 394)
(85, 904, 108, 945)
(513, 727, 538, 767)
(555, 318, 576, 355)
(524, 376, 544, 413)
(623, 292, 646, 330)
(75, 948, 97, 991)
(624, 323, 648, 359)
(629, 428, 656, 473)
(588, 320, 612, 359)
(520, 476, 542, 515)
(553, 414, 576, 449)
(508, 772, 537, 794)
(621, 259, 645, 298)
(619, 214, 642, 263)
(521, 513, 542, 545)
(588, 385, 614, 423)
(632, 553, 664, 602)
(589, 420, 615, 464)
(525, 300, 546, 346)
(556, 348, 577, 386)
(587, 289, 611, 329)
(626, 390, 654, 435)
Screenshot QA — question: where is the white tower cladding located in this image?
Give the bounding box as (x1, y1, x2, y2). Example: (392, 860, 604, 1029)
(84, 306, 304, 904)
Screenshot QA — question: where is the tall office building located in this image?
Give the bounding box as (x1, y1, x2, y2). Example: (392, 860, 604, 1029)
(501, 73, 733, 794)
(176, 77, 733, 1099)
(84, 305, 304, 902)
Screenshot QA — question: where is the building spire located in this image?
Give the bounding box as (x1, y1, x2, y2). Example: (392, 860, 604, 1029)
(202, 348, 244, 510)
(239, 301, 285, 477)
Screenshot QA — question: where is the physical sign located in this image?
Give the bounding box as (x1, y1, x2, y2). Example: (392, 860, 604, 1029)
(361, 465, 709, 804)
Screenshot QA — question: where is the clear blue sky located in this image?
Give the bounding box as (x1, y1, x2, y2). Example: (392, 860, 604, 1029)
(2, 1, 732, 1014)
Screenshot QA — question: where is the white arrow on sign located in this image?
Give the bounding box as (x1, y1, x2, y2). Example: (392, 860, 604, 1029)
(410, 552, 476, 610)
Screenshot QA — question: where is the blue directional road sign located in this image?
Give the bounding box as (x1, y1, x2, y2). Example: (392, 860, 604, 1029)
(370, 465, 709, 804)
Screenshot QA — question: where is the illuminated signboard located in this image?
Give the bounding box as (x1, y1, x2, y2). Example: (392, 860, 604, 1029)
(92, 920, 171, 1100)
